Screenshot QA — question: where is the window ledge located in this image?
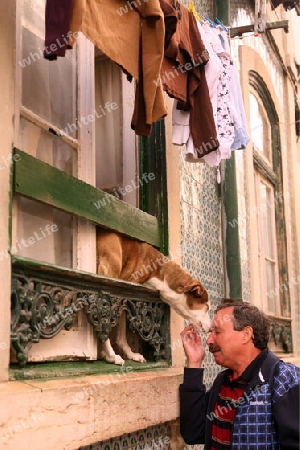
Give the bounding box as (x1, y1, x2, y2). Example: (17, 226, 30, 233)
(0, 368, 183, 449)
(9, 360, 169, 381)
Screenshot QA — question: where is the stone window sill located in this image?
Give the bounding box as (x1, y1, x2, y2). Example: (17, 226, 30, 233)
(9, 360, 170, 381)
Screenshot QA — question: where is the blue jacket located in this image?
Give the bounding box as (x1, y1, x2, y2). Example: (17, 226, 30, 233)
(180, 351, 300, 449)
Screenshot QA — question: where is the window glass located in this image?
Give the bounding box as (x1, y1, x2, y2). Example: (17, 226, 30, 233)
(95, 57, 123, 190)
(16, 0, 76, 267)
(266, 259, 276, 313)
(259, 182, 275, 259)
(19, 117, 76, 174)
(254, 173, 279, 315)
(21, 1, 77, 135)
(94, 54, 138, 207)
(14, 197, 74, 268)
(250, 89, 280, 315)
(259, 181, 277, 313)
(249, 93, 271, 162)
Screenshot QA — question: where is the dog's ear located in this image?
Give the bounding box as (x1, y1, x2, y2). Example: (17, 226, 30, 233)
(184, 283, 208, 300)
(176, 284, 186, 294)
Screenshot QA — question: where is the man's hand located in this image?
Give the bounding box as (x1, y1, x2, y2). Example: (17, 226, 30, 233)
(180, 324, 206, 368)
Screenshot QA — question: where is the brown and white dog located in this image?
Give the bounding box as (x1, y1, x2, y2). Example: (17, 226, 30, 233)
(96, 230, 210, 365)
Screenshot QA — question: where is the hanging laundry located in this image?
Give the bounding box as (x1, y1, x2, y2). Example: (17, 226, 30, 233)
(172, 19, 222, 162)
(159, 0, 180, 49)
(203, 22, 249, 165)
(201, 22, 235, 167)
(188, 1, 202, 22)
(172, 15, 249, 167)
(44, 0, 74, 60)
(230, 66, 250, 151)
(160, 1, 219, 157)
(44, 0, 167, 138)
(217, 26, 231, 54)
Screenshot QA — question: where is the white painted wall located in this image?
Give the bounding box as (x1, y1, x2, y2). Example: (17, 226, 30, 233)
(0, 0, 16, 382)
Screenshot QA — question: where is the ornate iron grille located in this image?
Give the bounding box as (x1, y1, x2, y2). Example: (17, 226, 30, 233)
(11, 258, 170, 368)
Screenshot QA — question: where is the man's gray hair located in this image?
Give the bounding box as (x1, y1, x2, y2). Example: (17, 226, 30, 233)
(216, 300, 271, 350)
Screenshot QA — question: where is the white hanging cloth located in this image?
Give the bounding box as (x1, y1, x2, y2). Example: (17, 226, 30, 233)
(172, 19, 249, 168)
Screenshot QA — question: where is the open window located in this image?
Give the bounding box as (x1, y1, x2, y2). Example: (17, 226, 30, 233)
(11, 0, 169, 369)
(94, 52, 138, 206)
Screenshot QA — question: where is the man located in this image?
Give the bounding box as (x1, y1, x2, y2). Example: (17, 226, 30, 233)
(179, 301, 300, 449)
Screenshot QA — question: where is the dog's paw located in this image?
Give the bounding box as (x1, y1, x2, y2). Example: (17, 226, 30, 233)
(99, 350, 125, 366)
(126, 351, 146, 363)
(113, 354, 125, 365)
(106, 354, 125, 365)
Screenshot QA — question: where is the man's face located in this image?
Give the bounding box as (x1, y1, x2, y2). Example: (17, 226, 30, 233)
(206, 306, 247, 369)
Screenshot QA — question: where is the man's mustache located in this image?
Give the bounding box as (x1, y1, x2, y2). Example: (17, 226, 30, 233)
(208, 344, 221, 353)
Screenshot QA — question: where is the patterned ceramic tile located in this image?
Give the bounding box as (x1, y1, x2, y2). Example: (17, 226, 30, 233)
(79, 424, 171, 450)
(179, 149, 225, 394)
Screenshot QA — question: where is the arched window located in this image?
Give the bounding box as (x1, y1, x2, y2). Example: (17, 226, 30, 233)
(249, 72, 291, 324)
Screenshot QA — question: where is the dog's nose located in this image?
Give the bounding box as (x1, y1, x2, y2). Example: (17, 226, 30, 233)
(201, 317, 212, 333)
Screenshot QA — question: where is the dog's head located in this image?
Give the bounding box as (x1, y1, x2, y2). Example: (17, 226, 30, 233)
(182, 282, 211, 333)
(144, 260, 211, 333)
(161, 262, 211, 332)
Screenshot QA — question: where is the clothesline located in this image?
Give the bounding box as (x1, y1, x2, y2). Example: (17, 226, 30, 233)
(187, 1, 229, 33)
(188, 0, 290, 38)
(43, 0, 249, 172)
